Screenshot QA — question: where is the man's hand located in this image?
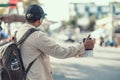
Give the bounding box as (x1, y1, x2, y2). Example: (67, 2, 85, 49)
(84, 34, 95, 50)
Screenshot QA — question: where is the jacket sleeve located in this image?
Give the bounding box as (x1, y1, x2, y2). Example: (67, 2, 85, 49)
(34, 32, 85, 59)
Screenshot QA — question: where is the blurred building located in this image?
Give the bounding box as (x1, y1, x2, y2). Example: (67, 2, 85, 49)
(69, 2, 120, 19)
(69, 1, 120, 46)
(69, 2, 119, 24)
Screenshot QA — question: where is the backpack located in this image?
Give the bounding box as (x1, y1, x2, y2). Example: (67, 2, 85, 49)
(0, 28, 37, 80)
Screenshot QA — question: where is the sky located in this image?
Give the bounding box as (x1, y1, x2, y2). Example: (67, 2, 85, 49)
(40, 0, 120, 22)
(40, 0, 69, 21)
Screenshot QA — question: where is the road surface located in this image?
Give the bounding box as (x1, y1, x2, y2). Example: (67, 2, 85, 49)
(50, 46, 120, 80)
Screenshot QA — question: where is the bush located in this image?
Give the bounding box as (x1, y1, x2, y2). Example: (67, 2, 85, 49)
(114, 26, 120, 33)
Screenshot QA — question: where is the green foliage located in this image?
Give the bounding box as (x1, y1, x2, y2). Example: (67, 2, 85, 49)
(114, 26, 120, 33)
(67, 14, 84, 28)
(88, 15, 96, 31)
(116, 2, 120, 8)
(0, 9, 5, 15)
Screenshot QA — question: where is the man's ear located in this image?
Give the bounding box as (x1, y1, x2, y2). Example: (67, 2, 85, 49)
(39, 18, 43, 24)
(40, 18, 43, 22)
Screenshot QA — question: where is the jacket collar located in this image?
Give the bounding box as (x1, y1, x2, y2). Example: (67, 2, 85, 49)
(23, 22, 37, 29)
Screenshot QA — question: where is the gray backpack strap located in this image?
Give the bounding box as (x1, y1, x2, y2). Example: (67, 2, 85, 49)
(16, 28, 38, 80)
(17, 28, 37, 45)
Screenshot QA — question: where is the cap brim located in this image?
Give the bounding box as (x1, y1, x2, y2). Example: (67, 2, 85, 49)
(42, 13, 47, 18)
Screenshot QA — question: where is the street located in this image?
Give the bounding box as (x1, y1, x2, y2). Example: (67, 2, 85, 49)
(50, 46, 120, 80)
(0, 1, 120, 80)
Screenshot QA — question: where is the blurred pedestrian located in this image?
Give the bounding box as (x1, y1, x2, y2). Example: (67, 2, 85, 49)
(99, 36, 104, 46)
(0, 22, 8, 42)
(15, 4, 95, 80)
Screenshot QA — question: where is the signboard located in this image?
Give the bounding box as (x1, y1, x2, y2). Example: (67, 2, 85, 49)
(9, 0, 19, 9)
(0, 0, 18, 8)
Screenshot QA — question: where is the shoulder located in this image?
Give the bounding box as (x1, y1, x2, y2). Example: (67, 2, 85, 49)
(31, 30, 47, 39)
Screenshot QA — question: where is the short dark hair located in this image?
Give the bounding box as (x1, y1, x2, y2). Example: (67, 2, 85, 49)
(26, 18, 39, 23)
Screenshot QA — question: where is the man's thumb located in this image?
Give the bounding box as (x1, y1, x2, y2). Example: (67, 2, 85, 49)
(86, 34, 91, 40)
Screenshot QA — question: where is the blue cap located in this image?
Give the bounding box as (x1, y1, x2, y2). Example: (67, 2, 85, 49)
(25, 4, 47, 21)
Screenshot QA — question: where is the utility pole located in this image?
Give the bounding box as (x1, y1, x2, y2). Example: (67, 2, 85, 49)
(109, 2, 116, 41)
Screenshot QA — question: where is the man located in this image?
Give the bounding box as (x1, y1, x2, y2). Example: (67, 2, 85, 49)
(16, 4, 95, 80)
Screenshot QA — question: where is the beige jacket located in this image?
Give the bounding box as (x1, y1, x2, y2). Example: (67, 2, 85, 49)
(15, 23, 85, 80)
